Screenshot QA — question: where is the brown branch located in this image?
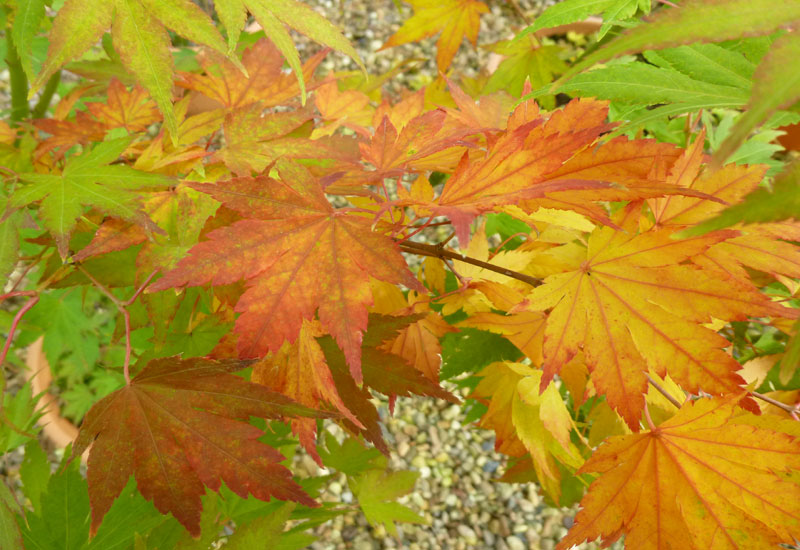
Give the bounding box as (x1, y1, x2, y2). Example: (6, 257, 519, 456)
(646, 374, 683, 409)
(397, 240, 543, 287)
(751, 391, 800, 418)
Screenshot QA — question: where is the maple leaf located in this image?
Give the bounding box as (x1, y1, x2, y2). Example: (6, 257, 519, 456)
(471, 361, 583, 502)
(431, 98, 620, 243)
(350, 469, 426, 536)
(521, 202, 795, 429)
(149, 160, 424, 381)
(645, 135, 800, 283)
(72, 356, 331, 537)
(212, 102, 358, 176)
(11, 137, 171, 257)
(483, 41, 568, 100)
(31, 0, 236, 137)
(252, 319, 362, 465)
(559, 395, 800, 550)
(34, 79, 162, 159)
(381, 0, 489, 71)
(178, 40, 328, 111)
(317, 314, 457, 453)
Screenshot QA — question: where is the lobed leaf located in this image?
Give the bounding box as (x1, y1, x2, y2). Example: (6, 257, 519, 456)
(72, 356, 329, 536)
(560, 395, 800, 550)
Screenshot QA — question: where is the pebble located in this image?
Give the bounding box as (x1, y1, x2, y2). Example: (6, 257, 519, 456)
(506, 535, 527, 550)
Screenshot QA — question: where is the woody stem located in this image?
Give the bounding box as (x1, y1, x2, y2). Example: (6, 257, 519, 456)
(396, 240, 542, 287)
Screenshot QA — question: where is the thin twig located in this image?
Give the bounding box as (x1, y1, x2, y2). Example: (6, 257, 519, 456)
(397, 240, 542, 287)
(123, 270, 158, 307)
(507, 0, 533, 26)
(75, 266, 154, 385)
(646, 374, 682, 409)
(751, 391, 800, 418)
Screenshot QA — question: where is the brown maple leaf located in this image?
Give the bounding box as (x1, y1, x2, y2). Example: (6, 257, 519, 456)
(149, 160, 424, 382)
(318, 314, 458, 451)
(560, 395, 800, 550)
(72, 356, 330, 537)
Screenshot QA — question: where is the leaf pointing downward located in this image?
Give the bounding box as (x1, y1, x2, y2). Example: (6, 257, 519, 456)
(73, 356, 329, 537)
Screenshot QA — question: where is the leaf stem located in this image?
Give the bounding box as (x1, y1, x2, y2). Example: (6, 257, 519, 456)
(75, 266, 157, 385)
(397, 239, 542, 287)
(32, 71, 61, 119)
(0, 293, 39, 369)
(646, 374, 682, 409)
(643, 402, 657, 431)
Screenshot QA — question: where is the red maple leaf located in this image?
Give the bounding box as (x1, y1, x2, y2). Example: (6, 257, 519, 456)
(73, 356, 330, 536)
(149, 161, 425, 381)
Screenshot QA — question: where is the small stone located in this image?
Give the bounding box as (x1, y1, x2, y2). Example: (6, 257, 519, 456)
(328, 481, 342, 495)
(541, 540, 556, 550)
(519, 499, 535, 513)
(355, 539, 377, 550)
(444, 493, 458, 507)
(506, 535, 526, 550)
(397, 440, 410, 457)
(563, 516, 575, 529)
(457, 525, 477, 544)
(442, 404, 461, 420)
(419, 466, 432, 478)
(488, 518, 502, 535)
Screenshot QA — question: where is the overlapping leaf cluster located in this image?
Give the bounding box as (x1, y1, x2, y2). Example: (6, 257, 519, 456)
(1, 0, 799, 547)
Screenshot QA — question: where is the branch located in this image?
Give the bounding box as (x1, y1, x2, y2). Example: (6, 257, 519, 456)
(751, 391, 800, 419)
(646, 374, 682, 409)
(397, 240, 543, 287)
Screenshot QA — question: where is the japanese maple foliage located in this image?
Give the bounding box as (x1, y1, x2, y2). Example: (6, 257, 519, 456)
(2, 0, 800, 548)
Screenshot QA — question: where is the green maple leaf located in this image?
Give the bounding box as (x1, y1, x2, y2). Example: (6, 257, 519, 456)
(11, 137, 170, 258)
(213, 0, 364, 101)
(349, 469, 426, 536)
(29, 0, 235, 137)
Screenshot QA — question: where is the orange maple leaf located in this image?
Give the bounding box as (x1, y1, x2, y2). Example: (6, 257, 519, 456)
(34, 78, 160, 159)
(178, 39, 327, 111)
(381, 0, 489, 71)
(253, 319, 362, 464)
(149, 161, 424, 382)
(647, 134, 800, 283)
(72, 356, 329, 536)
(212, 102, 358, 176)
(560, 395, 800, 550)
(522, 202, 794, 428)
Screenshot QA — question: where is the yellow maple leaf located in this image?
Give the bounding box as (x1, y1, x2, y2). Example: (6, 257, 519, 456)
(381, 0, 489, 71)
(560, 395, 800, 550)
(522, 202, 792, 429)
(471, 361, 583, 503)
